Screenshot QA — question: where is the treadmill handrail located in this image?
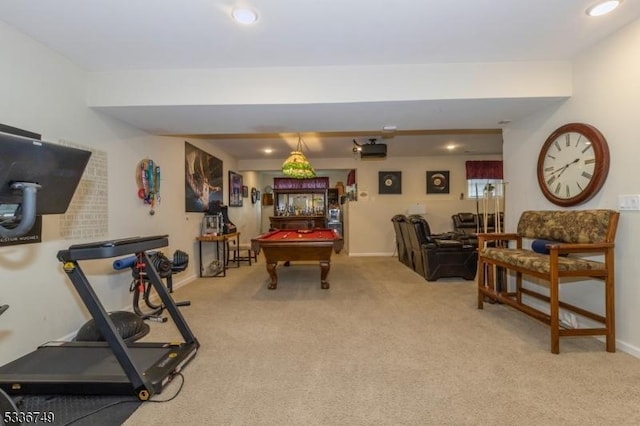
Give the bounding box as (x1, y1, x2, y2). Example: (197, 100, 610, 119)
(57, 235, 169, 261)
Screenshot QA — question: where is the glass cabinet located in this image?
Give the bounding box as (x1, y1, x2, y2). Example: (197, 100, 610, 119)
(269, 177, 329, 230)
(274, 192, 326, 216)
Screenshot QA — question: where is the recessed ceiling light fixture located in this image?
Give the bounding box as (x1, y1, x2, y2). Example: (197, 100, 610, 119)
(586, 0, 621, 17)
(232, 7, 258, 24)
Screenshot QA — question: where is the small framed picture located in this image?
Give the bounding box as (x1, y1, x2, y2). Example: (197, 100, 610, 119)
(426, 171, 450, 194)
(242, 185, 249, 198)
(229, 171, 243, 207)
(378, 171, 402, 194)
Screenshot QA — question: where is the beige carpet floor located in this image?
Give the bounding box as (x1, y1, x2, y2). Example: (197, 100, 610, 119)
(125, 254, 640, 426)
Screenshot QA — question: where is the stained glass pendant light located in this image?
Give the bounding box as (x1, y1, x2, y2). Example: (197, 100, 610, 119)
(281, 135, 316, 179)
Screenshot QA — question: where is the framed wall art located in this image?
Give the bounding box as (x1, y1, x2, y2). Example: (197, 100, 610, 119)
(229, 171, 243, 207)
(426, 170, 450, 194)
(185, 142, 223, 212)
(378, 171, 402, 194)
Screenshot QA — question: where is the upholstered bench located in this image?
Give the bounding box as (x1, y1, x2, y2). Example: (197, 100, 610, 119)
(477, 209, 619, 354)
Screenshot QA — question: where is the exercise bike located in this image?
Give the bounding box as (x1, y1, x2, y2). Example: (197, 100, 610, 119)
(130, 250, 191, 323)
(76, 249, 192, 343)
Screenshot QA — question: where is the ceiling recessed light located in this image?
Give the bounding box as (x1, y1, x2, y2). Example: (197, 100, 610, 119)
(232, 7, 258, 24)
(446, 144, 456, 151)
(263, 148, 273, 154)
(586, 1, 621, 17)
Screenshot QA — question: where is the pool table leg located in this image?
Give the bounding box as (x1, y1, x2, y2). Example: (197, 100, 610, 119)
(267, 261, 278, 290)
(320, 260, 330, 289)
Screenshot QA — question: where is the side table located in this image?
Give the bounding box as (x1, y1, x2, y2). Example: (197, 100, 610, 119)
(196, 232, 240, 277)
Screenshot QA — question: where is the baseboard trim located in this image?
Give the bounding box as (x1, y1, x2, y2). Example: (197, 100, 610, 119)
(517, 294, 640, 358)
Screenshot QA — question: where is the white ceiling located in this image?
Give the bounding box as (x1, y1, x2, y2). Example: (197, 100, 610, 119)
(2, 0, 640, 159)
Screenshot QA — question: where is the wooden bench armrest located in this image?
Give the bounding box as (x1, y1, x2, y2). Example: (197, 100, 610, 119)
(547, 242, 614, 254)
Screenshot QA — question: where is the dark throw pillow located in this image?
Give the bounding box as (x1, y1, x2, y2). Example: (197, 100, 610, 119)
(531, 239, 568, 256)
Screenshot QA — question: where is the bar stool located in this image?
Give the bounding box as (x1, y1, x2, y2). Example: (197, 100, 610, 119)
(227, 240, 257, 266)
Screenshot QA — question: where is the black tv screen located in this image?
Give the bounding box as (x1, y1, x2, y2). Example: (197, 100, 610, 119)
(0, 132, 92, 215)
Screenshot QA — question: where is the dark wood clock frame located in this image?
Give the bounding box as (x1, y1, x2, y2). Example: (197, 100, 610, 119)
(536, 122, 610, 207)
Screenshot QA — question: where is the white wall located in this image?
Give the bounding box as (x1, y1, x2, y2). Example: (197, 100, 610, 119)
(346, 154, 502, 255)
(503, 18, 640, 355)
(0, 22, 245, 363)
(3, 14, 639, 361)
(88, 62, 572, 110)
(240, 154, 501, 255)
(4, 20, 500, 363)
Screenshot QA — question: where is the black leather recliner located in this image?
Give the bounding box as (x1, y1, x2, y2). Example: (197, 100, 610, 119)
(391, 214, 478, 281)
(391, 214, 411, 267)
(399, 217, 417, 270)
(453, 211, 504, 235)
(452, 212, 478, 234)
(406, 216, 430, 277)
(410, 215, 478, 281)
(422, 241, 477, 281)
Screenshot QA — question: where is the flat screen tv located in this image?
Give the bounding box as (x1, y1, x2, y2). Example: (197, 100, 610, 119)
(0, 131, 92, 215)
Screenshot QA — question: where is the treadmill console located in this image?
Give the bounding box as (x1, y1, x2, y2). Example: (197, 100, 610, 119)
(57, 235, 169, 261)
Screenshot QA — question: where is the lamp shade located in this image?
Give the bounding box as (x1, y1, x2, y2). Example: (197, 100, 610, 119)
(282, 137, 316, 179)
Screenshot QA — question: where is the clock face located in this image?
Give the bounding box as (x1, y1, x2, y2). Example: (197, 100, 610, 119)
(537, 123, 610, 207)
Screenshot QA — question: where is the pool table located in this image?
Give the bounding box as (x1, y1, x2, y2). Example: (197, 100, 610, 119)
(251, 228, 344, 289)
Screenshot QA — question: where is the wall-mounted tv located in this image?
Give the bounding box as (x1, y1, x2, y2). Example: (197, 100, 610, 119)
(0, 131, 91, 215)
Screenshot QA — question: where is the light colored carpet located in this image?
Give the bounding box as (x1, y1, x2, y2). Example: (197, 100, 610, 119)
(126, 254, 640, 426)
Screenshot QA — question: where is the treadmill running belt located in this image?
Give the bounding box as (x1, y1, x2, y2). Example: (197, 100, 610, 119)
(0, 343, 190, 396)
(0, 345, 169, 376)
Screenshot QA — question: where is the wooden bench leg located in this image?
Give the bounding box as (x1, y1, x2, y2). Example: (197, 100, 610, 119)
(550, 272, 560, 354)
(488, 265, 495, 293)
(605, 269, 616, 352)
(477, 258, 485, 309)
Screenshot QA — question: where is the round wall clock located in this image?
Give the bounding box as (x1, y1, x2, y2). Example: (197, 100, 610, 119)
(536, 122, 610, 207)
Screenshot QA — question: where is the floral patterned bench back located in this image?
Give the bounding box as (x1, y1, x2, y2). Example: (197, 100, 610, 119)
(517, 210, 618, 244)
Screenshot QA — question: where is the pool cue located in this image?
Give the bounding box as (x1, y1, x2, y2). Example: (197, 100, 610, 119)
(483, 185, 488, 233)
(475, 183, 480, 233)
(494, 183, 500, 233)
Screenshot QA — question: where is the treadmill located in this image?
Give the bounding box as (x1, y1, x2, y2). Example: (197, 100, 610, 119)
(0, 235, 199, 401)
